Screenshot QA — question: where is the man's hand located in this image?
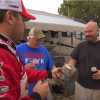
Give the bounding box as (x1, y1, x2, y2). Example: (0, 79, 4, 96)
(25, 63, 36, 70)
(92, 70, 100, 80)
(32, 81, 50, 100)
(52, 67, 63, 79)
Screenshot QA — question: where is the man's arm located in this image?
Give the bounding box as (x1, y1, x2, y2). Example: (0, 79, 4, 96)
(68, 58, 77, 66)
(50, 65, 56, 70)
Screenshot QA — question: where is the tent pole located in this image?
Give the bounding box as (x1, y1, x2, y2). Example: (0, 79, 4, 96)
(59, 31, 61, 56)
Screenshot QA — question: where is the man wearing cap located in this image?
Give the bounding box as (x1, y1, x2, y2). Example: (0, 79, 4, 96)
(16, 27, 56, 98)
(0, 0, 62, 100)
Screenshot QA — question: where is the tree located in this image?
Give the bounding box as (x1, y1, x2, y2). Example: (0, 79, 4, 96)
(58, 0, 100, 27)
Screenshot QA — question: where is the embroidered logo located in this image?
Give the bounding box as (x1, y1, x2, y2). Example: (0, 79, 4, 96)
(0, 93, 7, 98)
(0, 86, 8, 93)
(9, 5, 19, 8)
(0, 62, 5, 81)
(7, 40, 12, 46)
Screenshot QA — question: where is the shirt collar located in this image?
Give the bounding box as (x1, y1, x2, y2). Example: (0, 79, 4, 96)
(0, 33, 16, 49)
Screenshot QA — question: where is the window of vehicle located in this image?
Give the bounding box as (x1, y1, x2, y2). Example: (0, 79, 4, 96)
(76, 32, 81, 39)
(82, 32, 86, 39)
(98, 33, 100, 37)
(62, 31, 72, 37)
(42, 30, 48, 33)
(76, 32, 86, 40)
(51, 31, 58, 38)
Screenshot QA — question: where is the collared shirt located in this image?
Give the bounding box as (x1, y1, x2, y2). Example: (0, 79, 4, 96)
(0, 33, 16, 49)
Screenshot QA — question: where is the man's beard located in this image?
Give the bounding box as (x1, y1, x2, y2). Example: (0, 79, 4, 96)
(86, 36, 94, 42)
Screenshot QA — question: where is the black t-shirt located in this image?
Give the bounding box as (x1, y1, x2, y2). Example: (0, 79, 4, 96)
(71, 40, 100, 89)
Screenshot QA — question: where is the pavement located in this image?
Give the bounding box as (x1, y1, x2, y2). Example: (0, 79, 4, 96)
(50, 92, 75, 100)
(66, 96, 75, 100)
(49, 78, 76, 100)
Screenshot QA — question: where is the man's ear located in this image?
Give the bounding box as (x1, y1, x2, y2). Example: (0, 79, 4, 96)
(5, 11, 14, 25)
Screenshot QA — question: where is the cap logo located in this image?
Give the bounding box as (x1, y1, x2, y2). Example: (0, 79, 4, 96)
(8, 5, 19, 8)
(39, 30, 42, 33)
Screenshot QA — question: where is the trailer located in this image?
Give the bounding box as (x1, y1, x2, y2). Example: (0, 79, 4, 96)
(21, 9, 86, 63)
(19, 9, 100, 100)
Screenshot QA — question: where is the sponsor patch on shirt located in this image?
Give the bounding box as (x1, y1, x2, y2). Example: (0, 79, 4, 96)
(0, 93, 7, 98)
(0, 62, 3, 68)
(0, 62, 5, 81)
(0, 86, 8, 93)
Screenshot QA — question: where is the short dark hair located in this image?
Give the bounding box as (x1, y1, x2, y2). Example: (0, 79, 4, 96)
(0, 9, 19, 23)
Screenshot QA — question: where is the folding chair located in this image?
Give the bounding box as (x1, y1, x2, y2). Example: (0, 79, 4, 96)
(53, 56, 65, 67)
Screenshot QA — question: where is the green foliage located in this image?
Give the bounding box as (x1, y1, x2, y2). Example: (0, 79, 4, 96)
(58, 0, 100, 27)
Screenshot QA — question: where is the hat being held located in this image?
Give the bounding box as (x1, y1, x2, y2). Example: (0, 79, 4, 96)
(27, 27, 46, 39)
(0, 0, 36, 21)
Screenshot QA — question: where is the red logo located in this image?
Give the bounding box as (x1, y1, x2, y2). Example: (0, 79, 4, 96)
(9, 5, 19, 8)
(0, 69, 3, 76)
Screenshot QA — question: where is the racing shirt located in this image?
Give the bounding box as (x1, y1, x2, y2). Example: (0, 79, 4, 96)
(0, 33, 51, 100)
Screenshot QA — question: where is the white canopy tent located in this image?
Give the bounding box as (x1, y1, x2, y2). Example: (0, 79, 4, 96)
(25, 9, 86, 32)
